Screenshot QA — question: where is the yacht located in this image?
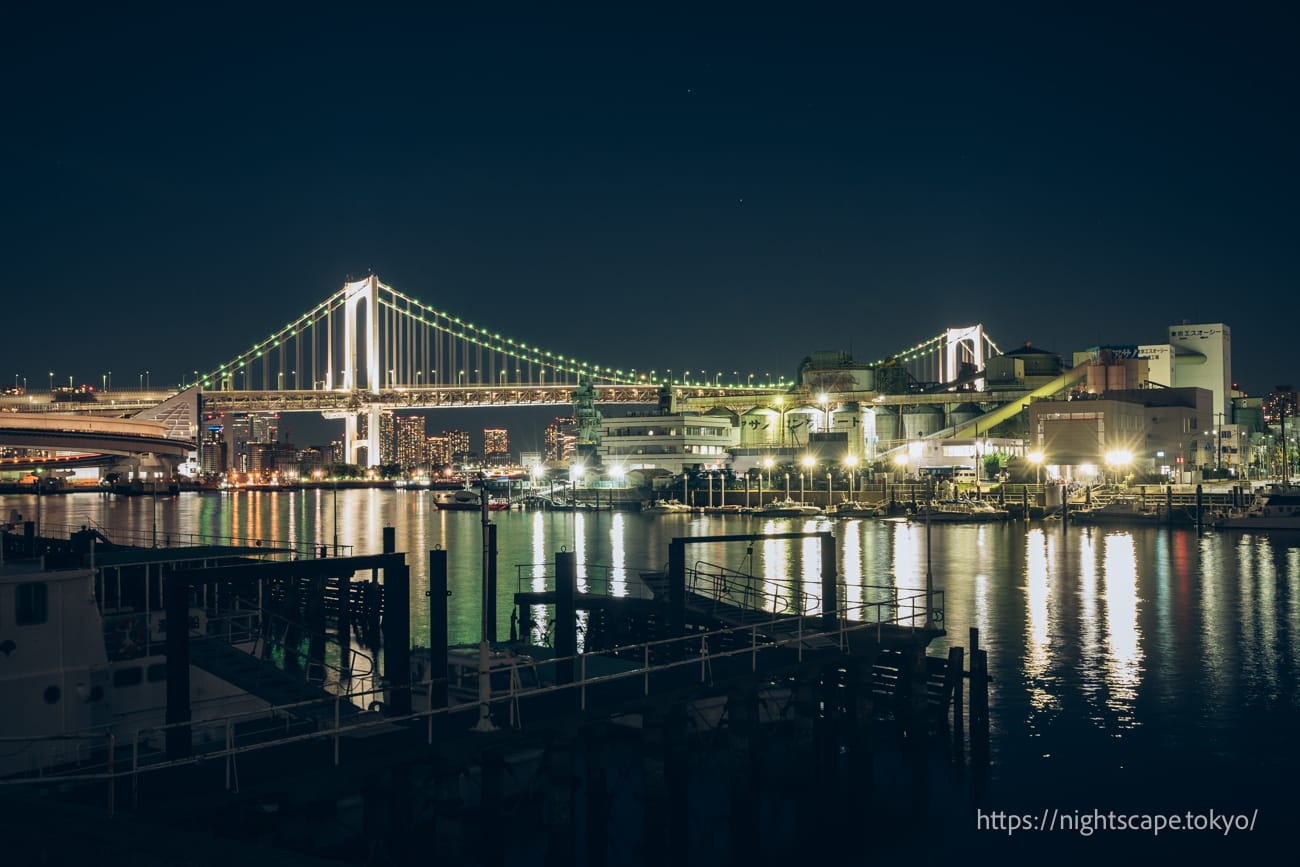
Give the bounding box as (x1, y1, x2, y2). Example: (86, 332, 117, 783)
(1214, 485, 1300, 531)
(1069, 495, 1165, 526)
(828, 501, 882, 518)
(753, 498, 823, 518)
(908, 499, 1010, 523)
(641, 499, 694, 514)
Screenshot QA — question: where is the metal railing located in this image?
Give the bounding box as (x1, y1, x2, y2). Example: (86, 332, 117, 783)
(0, 587, 942, 798)
(36, 521, 349, 559)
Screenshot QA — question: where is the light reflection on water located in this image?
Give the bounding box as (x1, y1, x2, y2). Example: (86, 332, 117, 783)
(9, 490, 1300, 799)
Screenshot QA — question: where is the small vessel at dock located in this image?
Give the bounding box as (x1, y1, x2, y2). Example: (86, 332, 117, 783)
(908, 498, 1010, 523)
(828, 500, 882, 518)
(753, 498, 822, 518)
(1213, 484, 1300, 531)
(641, 499, 695, 514)
(1068, 494, 1165, 526)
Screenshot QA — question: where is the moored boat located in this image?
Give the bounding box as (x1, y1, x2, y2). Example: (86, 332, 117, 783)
(641, 499, 694, 514)
(1213, 484, 1300, 531)
(753, 498, 823, 518)
(908, 498, 1010, 523)
(1069, 494, 1164, 525)
(828, 500, 881, 518)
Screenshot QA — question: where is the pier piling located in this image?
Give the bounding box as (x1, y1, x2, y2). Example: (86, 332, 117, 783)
(429, 548, 449, 709)
(555, 551, 576, 686)
(383, 561, 411, 716)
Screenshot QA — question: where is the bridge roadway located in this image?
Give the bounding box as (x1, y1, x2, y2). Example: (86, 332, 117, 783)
(197, 382, 1050, 415)
(3, 380, 1053, 415)
(0, 412, 193, 458)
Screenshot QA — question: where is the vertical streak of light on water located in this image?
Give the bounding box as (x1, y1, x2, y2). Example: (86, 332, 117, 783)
(1101, 534, 1142, 726)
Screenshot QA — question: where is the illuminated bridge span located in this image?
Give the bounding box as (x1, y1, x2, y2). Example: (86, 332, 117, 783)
(196, 274, 1001, 394)
(176, 274, 1006, 464)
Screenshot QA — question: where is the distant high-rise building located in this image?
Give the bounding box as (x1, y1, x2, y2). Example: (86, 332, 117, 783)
(484, 428, 510, 463)
(443, 429, 471, 463)
(1264, 386, 1297, 424)
(200, 422, 226, 477)
(425, 436, 450, 468)
(396, 415, 426, 468)
(250, 413, 280, 444)
(359, 410, 397, 464)
(544, 418, 575, 462)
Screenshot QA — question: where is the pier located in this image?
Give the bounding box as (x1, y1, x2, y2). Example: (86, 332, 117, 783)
(0, 524, 992, 864)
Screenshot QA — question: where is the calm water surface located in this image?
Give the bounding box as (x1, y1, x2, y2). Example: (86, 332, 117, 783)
(7, 488, 1299, 853)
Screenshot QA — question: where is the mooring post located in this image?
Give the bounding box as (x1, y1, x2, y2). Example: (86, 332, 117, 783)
(668, 539, 686, 658)
(970, 627, 989, 767)
(949, 646, 965, 765)
(429, 548, 449, 709)
(486, 523, 498, 643)
(164, 570, 192, 760)
(819, 532, 838, 633)
(337, 569, 352, 677)
(1196, 484, 1204, 532)
(555, 550, 576, 686)
(1167, 485, 1174, 527)
(307, 574, 326, 681)
(383, 561, 411, 716)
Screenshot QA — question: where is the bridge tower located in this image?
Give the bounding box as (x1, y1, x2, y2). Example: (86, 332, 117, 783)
(944, 325, 986, 391)
(333, 275, 383, 466)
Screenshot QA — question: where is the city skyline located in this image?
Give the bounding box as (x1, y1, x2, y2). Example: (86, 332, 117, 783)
(4, 7, 1296, 396)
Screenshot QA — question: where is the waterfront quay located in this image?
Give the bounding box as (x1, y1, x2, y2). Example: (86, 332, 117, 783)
(0, 522, 985, 865)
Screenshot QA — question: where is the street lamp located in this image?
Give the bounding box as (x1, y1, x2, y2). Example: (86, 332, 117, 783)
(49, 371, 54, 392)
(844, 454, 859, 499)
(1104, 449, 1132, 487)
(1028, 450, 1044, 486)
(762, 457, 774, 500)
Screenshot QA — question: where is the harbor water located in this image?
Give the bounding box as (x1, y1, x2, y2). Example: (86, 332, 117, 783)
(6, 487, 1298, 861)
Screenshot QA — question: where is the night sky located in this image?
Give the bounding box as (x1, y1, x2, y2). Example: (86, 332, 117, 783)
(6, 5, 1297, 400)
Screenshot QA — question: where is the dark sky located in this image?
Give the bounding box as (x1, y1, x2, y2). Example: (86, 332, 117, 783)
(6, 4, 1298, 406)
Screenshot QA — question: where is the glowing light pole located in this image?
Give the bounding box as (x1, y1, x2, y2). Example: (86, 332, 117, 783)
(844, 454, 859, 500)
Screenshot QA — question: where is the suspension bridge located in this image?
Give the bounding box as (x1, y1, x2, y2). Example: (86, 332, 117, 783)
(4, 275, 1020, 466)
(195, 275, 1001, 395)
